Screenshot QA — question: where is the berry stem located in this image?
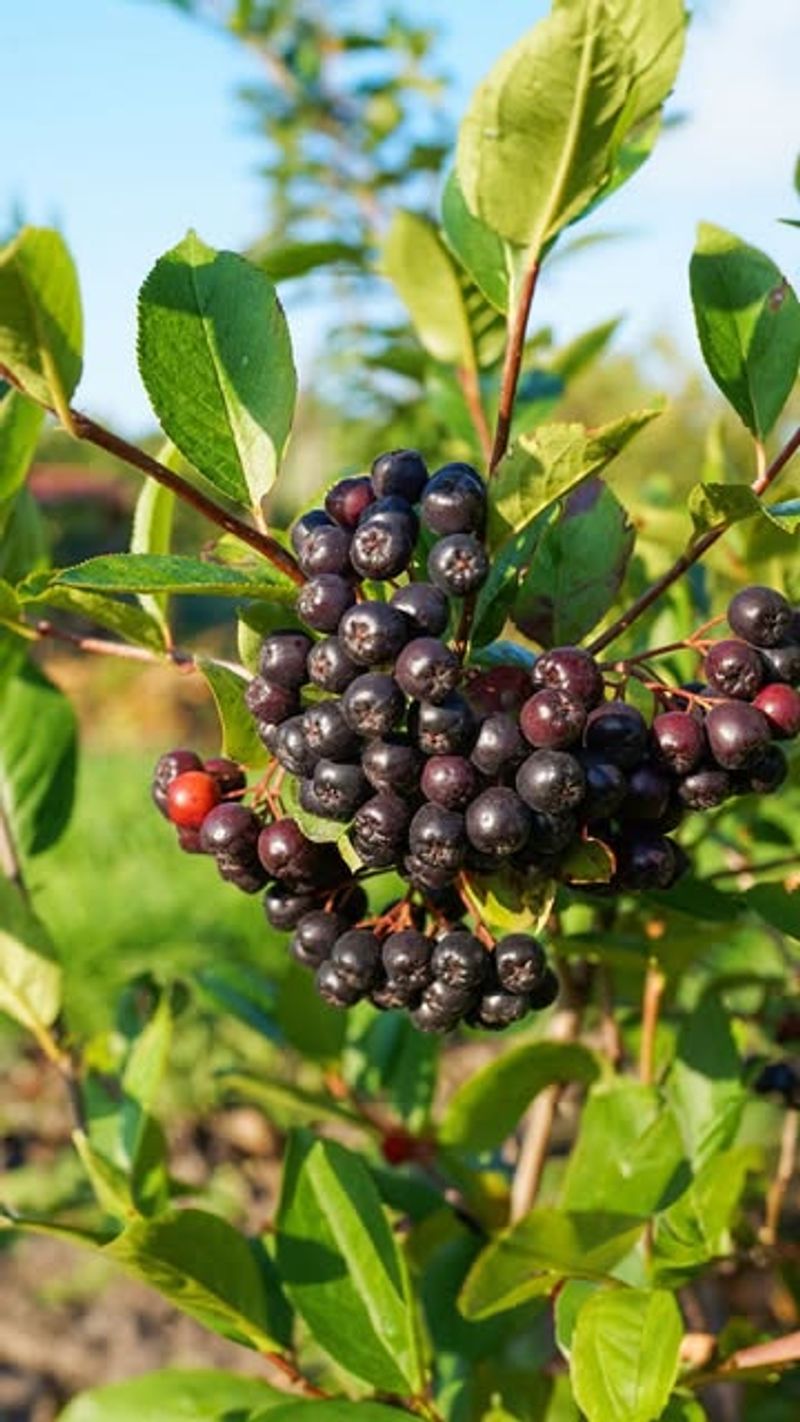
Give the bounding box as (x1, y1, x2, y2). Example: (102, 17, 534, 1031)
(0, 365, 305, 587)
(587, 423, 800, 655)
(488, 260, 541, 476)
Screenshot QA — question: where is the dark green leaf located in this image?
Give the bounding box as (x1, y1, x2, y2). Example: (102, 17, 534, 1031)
(441, 169, 514, 313)
(47, 554, 297, 600)
(58, 1369, 286, 1422)
(667, 996, 745, 1169)
(256, 240, 366, 282)
(0, 656, 76, 855)
(512, 480, 634, 645)
(0, 876, 61, 1040)
(276, 1133, 424, 1392)
(690, 224, 800, 437)
(106, 1209, 292, 1351)
(21, 582, 167, 653)
(460, 1209, 645, 1320)
(439, 1041, 599, 1152)
(571, 1287, 683, 1422)
(138, 231, 297, 512)
(0, 227, 83, 426)
(746, 883, 800, 940)
(343, 1007, 440, 1131)
(0, 388, 44, 505)
(130, 456, 178, 635)
(382, 210, 475, 368)
(196, 658, 268, 769)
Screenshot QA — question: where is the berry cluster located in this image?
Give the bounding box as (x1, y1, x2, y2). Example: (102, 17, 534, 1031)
(152, 446, 799, 1033)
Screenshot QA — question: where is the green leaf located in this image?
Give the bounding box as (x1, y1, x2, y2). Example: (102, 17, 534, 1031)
(456, 0, 686, 253)
(382, 210, 475, 368)
(106, 1209, 292, 1351)
(131, 455, 178, 635)
(57, 1368, 286, 1422)
(667, 996, 745, 1170)
(343, 1007, 440, 1131)
(0, 876, 62, 1040)
(256, 239, 367, 282)
(460, 1209, 645, 1320)
(0, 656, 77, 855)
(276, 1133, 425, 1392)
(138, 231, 297, 512)
(280, 772, 350, 843)
(0, 387, 44, 505)
(512, 480, 634, 646)
(653, 1147, 758, 1285)
(219, 1072, 368, 1132)
(561, 1085, 689, 1216)
(554, 1279, 600, 1360)
(467, 867, 557, 937)
(21, 580, 167, 653)
(439, 1041, 599, 1152)
(488, 409, 661, 550)
(196, 658, 268, 769)
(47, 553, 297, 601)
(441, 169, 514, 313)
(688, 482, 800, 538)
(690, 224, 800, 438)
(559, 835, 616, 885)
(746, 883, 800, 940)
(0, 227, 83, 426)
(251, 1405, 408, 1422)
(571, 1287, 683, 1422)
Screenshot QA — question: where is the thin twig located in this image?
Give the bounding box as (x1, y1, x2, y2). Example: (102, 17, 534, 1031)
(639, 961, 666, 1086)
(489, 260, 540, 475)
(706, 855, 800, 885)
(588, 424, 800, 656)
(262, 1351, 329, 1399)
(0, 365, 305, 587)
(760, 1109, 798, 1246)
(457, 365, 492, 464)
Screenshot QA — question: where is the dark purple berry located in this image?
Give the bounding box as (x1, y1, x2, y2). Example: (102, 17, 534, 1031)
(760, 642, 800, 686)
(752, 683, 800, 738)
(371, 449, 429, 502)
(199, 802, 261, 855)
(528, 967, 560, 1010)
(204, 757, 247, 796)
(352, 793, 410, 856)
(258, 631, 312, 688)
(325, 476, 375, 528)
(466, 787, 531, 857)
(728, 585, 792, 648)
(678, 766, 732, 810)
(532, 648, 604, 708)
(420, 463, 486, 535)
(257, 817, 317, 882)
(395, 637, 460, 703)
(704, 639, 764, 700)
(428, 533, 489, 596)
(362, 735, 422, 794)
(620, 763, 672, 822)
(738, 744, 788, 795)
(421, 756, 479, 810)
(350, 516, 414, 580)
(495, 935, 547, 994)
(152, 748, 203, 816)
(313, 759, 370, 818)
(577, 753, 627, 819)
(470, 713, 526, 776)
(316, 961, 363, 1007)
(291, 508, 332, 556)
(307, 637, 360, 693)
(303, 701, 361, 760)
(291, 911, 343, 969)
(330, 929, 382, 990)
(390, 582, 449, 637)
(404, 853, 458, 891)
(271, 716, 317, 775)
(520, 689, 586, 749)
(246, 676, 298, 728)
(298, 523, 352, 578)
(616, 831, 677, 890)
(264, 883, 318, 930)
(382, 930, 433, 991)
(431, 931, 486, 989)
(362, 496, 418, 540)
(409, 803, 466, 870)
(705, 701, 772, 770)
(297, 574, 355, 633)
(651, 711, 706, 775)
(584, 701, 648, 768)
(409, 693, 476, 756)
(476, 990, 527, 1030)
(516, 750, 585, 814)
(342, 673, 405, 738)
(338, 602, 409, 665)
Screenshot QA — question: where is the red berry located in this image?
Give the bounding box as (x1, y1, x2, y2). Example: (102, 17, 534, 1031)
(380, 1128, 430, 1166)
(166, 770, 221, 829)
(752, 683, 800, 739)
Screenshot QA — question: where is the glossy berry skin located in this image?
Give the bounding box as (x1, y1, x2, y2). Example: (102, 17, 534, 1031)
(290, 911, 343, 969)
(199, 803, 260, 855)
(204, 757, 247, 796)
(307, 637, 360, 693)
(342, 674, 405, 738)
(520, 689, 586, 749)
(532, 647, 604, 709)
(584, 701, 648, 769)
(495, 935, 546, 994)
(516, 750, 585, 814)
(313, 759, 370, 818)
(290, 508, 332, 555)
(390, 582, 449, 637)
(466, 787, 531, 857)
(152, 748, 203, 816)
(528, 966, 560, 1010)
(303, 701, 361, 761)
(409, 694, 476, 756)
(298, 524, 352, 578)
(371, 448, 429, 502)
(577, 754, 627, 819)
(362, 735, 422, 794)
(271, 717, 317, 776)
(739, 745, 788, 795)
(296, 574, 355, 633)
(352, 794, 410, 858)
(428, 533, 489, 596)
(166, 771, 220, 829)
(316, 961, 363, 1008)
(477, 990, 527, 1030)
(705, 701, 772, 770)
(216, 854, 269, 894)
(177, 825, 205, 854)
(404, 853, 458, 891)
(470, 713, 526, 776)
(616, 831, 677, 891)
(246, 676, 298, 728)
(651, 711, 706, 775)
(728, 585, 792, 648)
(620, 763, 672, 822)
(263, 883, 318, 930)
(420, 463, 486, 535)
(338, 602, 409, 666)
(395, 637, 460, 703)
(257, 818, 317, 883)
(382, 931, 433, 992)
(431, 931, 486, 989)
(421, 755, 479, 810)
(330, 929, 382, 990)
(363, 496, 419, 541)
(350, 515, 414, 580)
(410, 803, 466, 870)
(325, 475, 375, 528)
(372, 978, 421, 1011)
(258, 631, 312, 688)
(704, 639, 764, 700)
(760, 642, 800, 686)
(521, 807, 579, 858)
(752, 683, 800, 739)
(678, 766, 732, 811)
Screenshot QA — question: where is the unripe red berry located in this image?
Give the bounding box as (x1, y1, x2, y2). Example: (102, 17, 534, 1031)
(166, 770, 221, 829)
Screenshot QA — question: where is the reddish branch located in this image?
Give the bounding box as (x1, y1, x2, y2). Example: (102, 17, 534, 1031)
(488, 261, 541, 475)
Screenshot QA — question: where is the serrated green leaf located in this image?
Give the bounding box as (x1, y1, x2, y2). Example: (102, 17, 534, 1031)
(468, 867, 557, 936)
(456, 0, 686, 254)
(690, 224, 800, 438)
(57, 1369, 286, 1422)
(441, 169, 514, 313)
(0, 387, 43, 506)
(653, 1147, 758, 1285)
(47, 553, 297, 601)
(688, 482, 762, 536)
(561, 1085, 689, 1216)
(571, 1288, 683, 1422)
(276, 1133, 425, 1392)
(0, 656, 76, 856)
(512, 480, 634, 645)
(667, 996, 746, 1170)
(382, 210, 475, 368)
(440, 1041, 599, 1152)
(488, 408, 661, 550)
(0, 876, 62, 1040)
(460, 1209, 645, 1320)
(196, 657, 268, 768)
(21, 582, 167, 653)
(138, 231, 297, 512)
(0, 227, 83, 426)
(106, 1209, 292, 1351)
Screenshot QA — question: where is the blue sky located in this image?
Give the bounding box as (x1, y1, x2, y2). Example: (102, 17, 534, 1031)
(2, 0, 799, 433)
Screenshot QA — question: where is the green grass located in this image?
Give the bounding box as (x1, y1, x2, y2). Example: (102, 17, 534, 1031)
(28, 749, 282, 1034)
